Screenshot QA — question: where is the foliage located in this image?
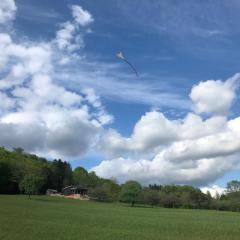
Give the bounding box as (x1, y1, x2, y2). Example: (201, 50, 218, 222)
(89, 185, 113, 202)
(119, 180, 142, 206)
(50, 159, 72, 191)
(0, 147, 72, 194)
(141, 189, 160, 206)
(0, 162, 11, 194)
(19, 174, 43, 198)
(73, 167, 89, 186)
(1, 147, 240, 212)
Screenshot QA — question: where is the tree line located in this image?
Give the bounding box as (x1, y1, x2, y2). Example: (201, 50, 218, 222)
(0, 147, 240, 211)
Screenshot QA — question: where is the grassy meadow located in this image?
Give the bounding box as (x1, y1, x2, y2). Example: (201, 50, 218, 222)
(0, 195, 240, 240)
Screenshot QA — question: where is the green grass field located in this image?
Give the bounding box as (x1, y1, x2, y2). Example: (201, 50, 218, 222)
(0, 195, 240, 240)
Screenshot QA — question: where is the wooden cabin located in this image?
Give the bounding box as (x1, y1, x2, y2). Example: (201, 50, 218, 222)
(62, 185, 88, 197)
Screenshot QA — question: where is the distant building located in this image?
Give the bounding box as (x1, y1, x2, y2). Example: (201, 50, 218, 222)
(46, 189, 58, 196)
(62, 185, 88, 197)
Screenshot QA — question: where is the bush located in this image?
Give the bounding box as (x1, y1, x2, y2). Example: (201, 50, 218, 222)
(89, 185, 113, 202)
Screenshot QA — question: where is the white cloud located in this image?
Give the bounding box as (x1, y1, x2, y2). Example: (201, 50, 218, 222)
(0, 33, 51, 89)
(0, 91, 15, 113)
(100, 112, 228, 157)
(0, 0, 17, 24)
(0, 4, 112, 159)
(71, 5, 94, 26)
(56, 21, 78, 51)
(83, 88, 102, 108)
(93, 74, 240, 186)
(179, 113, 226, 139)
(100, 112, 179, 156)
(92, 153, 239, 186)
(201, 185, 226, 198)
(190, 74, 240, 115)
(55, 5, 93, 53)
(0, 36, 110, 157)
(60, 68, 190, 110)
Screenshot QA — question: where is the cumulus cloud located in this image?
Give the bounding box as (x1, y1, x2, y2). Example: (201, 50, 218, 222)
(46, 119, 99, 158)
(0, 3, 112, 159)
(100, 112, 228, 157)
(0, 0, 17, 24)
(93, 75, 240, 186)
(201, 185, 226, 198)
(0, 34, 51, 89)
(0, 123, 46, 152)
(100, 112, 179, 156)
(190, 74, 240, 115)
(93, 150, 240, 187)
(92, 154, 239, 186)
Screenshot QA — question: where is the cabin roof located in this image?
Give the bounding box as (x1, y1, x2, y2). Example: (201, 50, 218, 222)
(62, 185, 88, 191)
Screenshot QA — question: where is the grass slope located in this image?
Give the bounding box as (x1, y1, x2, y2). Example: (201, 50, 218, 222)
(0, 195, 240, 240)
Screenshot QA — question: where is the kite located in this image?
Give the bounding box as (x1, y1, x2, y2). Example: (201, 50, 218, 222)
(116, 51, 139, 77)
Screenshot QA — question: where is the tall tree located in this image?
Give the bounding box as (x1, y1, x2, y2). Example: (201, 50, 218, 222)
(142, 189, 160, 207)
(0, 162, 11, 194)
(50, 160, 72, 191)
(19, 174, 43, 199)
(119, 180, 142, 207)
(73, 167, 89, 186)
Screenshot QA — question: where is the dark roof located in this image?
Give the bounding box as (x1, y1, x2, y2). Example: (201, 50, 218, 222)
(62, 185, 88, 191)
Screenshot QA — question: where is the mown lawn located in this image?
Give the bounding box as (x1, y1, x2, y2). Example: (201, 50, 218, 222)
(0, 195, 240, 240)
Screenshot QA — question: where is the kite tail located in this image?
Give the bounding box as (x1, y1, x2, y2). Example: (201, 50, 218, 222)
(124, 59, 139, 77)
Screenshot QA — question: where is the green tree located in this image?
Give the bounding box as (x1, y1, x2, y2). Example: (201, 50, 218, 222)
(0, 162, 11, 193)
(89, 185, 113, 202)
(13, 147, 24, 154)
(119, 180, 142, 207)
(73, 167, 89, 186)
(142, 189, 160, 207)
(50, 160, 72, 191)
(88, 171, 101, 188)
(161, 193, 181, 208)
(19, 174, 43, 199)
(101, 179, 121, 201)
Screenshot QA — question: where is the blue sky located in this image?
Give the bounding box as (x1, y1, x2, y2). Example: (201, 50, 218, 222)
(16, 0, 240, 115)
(1, 0, 240, 190)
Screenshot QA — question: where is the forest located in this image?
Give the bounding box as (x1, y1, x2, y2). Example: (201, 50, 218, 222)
(0, 147, 240, 212)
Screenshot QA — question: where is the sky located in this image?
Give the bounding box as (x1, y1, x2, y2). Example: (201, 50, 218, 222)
(1, 0, 240, 193)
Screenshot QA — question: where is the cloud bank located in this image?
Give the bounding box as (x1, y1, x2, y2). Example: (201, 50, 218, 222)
(93, 74, 240, 186)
